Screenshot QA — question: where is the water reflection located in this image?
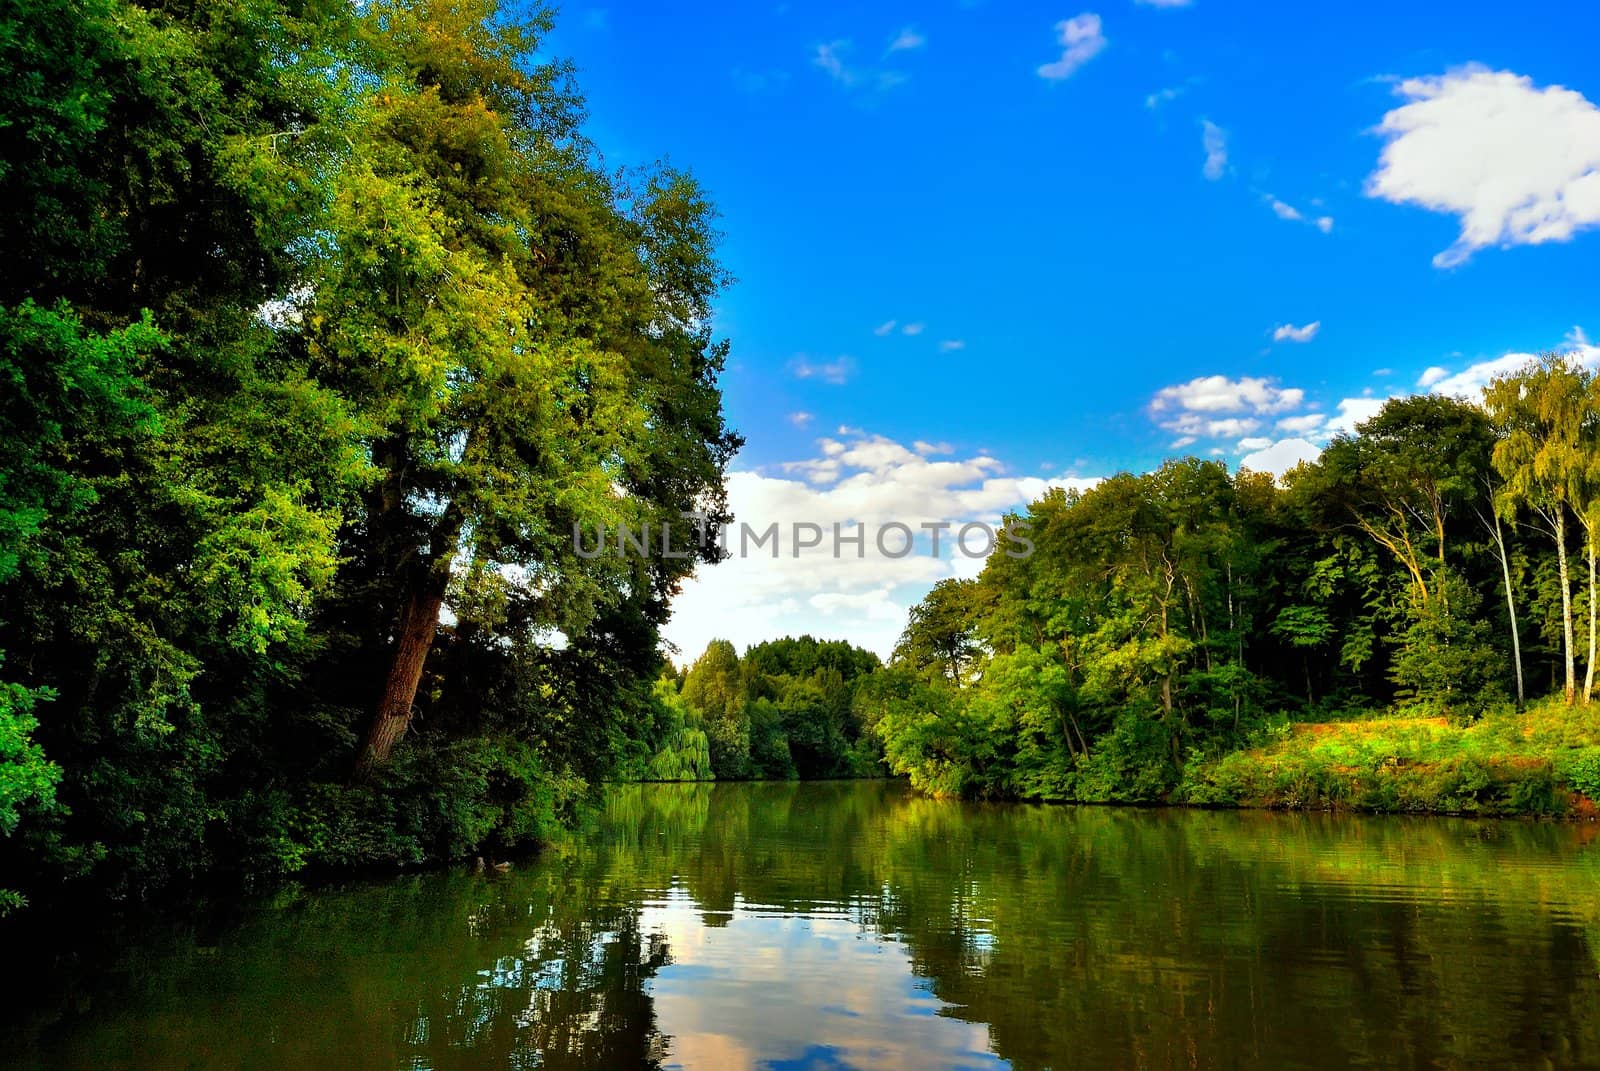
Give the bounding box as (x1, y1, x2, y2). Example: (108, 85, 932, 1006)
(10, 781, 1600, 1069)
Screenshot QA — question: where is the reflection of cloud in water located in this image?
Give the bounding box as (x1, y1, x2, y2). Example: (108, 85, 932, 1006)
(644, 887, 1003, 1071)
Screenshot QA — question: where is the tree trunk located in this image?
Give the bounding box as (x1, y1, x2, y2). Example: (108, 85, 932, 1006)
(352, 575, 449, 779)
(1491, 506, 1524, 709)
(353, 500, 465, 780)
(1586, 536, 1597, 704)
(1558, 507, 1576, 705)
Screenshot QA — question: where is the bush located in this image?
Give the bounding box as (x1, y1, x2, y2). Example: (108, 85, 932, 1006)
(290, 736, 583, 872)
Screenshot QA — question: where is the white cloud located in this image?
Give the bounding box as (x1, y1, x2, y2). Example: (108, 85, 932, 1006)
(1421, 329, 1600, 398)
(814, 40, 913, 93)
(902, 322, 925, 336)
(938, 339, 966, 352)
(1275, 412, 1326, 435)
(1237, 436, 1273, 451)
(1367, 67, 1600, 267)
(1201, 120, 1228, 180)
(1238, 437, 1322, 478)
(1037, 13, 1106, 81)
(661, 431, 1101, 659)
(1269, 197, 1301, 221)
(1146, 86, 1185, 109)
(1201, 417, 1261, 439)
(1265, 194, 1333, 233)
(873, 319, 897, 336)
(1330, 396, 1388, 434)
(1151, 374, 1305, 415)
(788, 411, 814, 428)
(1273, 321, 1321, 343)
(790, 355, 855, 385)
(887, 27, 925, 53)
(814, 40, 852, 83)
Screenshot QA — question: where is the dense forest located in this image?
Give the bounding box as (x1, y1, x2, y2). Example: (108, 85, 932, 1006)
(0, 0, 739, 910)
(851, 374, 1600, 810)
(655, 364, 1600, 818)
(6, 0, 1600, 921)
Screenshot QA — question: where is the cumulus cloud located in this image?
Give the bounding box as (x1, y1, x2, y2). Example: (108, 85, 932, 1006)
(1273, 321, 1321, 343)
(1201, 417, 1262, 439)
(1238, 437, 1322, 478)
(1151, 374, 1305, 415)
(1275, 412, 1326, 435)
(1201, 120, 1228, 180)
(1421, 327, 1600, 398)
(788, 411, 814, 428)
(901, 322, 925, 336)
(1367, 67, 1600, 267)
(790, 355, 855, 385)
(938, 339, 966, 352)
(1037, 13, 1106, 81)
(660, 431, 1101, 659)
(1330, 396, 1388, 434)
(873, 319, 897, 336)
(1151, 375, 1308, 447)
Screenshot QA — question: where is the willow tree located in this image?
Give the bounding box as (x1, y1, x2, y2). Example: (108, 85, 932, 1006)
(310, 0, 736, 777)
(1486, 355, 1594, 706)
(681, 639, 748, 778)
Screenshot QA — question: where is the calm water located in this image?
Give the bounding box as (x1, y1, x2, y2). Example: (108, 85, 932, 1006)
(9, 781, 1600, 1070)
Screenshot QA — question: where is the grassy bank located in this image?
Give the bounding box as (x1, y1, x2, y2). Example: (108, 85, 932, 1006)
(1179, 698, 1600, 816)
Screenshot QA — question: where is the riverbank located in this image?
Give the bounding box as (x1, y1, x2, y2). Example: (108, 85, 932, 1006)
(1178, 698, 1600, 816)
(10, 781, 1600, 1071)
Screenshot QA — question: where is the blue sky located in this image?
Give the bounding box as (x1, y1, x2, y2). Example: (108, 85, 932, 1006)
(546, 1, 1600, 659)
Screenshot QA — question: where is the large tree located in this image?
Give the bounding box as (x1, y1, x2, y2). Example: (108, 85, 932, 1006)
(307, 0, 737, 777)
(1486, 355, 1592, 705)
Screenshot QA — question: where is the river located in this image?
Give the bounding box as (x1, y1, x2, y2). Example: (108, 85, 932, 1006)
(9, 780, 1600, 1069)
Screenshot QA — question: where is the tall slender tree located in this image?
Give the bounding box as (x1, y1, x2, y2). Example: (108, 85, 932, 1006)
(1487, 356, 1591, 705)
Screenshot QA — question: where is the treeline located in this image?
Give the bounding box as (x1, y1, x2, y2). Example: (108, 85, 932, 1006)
(632, 636, 885, 782)
(0, 0, 737, 908)
(864, 369, 1600, 802)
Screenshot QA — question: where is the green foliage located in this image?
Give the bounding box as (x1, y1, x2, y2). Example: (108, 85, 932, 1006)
(642, 679, 713, 782)
(869, 392, 1593, 811)
(0, 0, 737, 910)
(649, 636, 883, 784)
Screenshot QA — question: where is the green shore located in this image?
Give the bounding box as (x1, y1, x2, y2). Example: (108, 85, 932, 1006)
(1176, 699, 1600, 817)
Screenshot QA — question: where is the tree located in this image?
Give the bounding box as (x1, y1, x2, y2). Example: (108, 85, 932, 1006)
(1486, 356, 1591, 705)
(316, 0, 736, 776)
(682, 640, 749, 778)
(894, 578, 983, 684)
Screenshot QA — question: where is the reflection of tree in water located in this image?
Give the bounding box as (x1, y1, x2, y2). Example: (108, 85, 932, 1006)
(417, 892, 673, 1069)
(14, 784, 1600, 1071)
(7, 851, 677, 1071)
(613, 783, 1600, 1071)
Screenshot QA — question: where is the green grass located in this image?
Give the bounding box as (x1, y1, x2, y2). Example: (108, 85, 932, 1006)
(1179, 698, 1600, 816)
